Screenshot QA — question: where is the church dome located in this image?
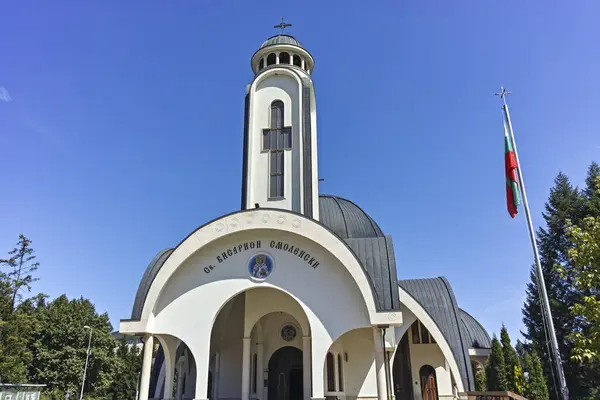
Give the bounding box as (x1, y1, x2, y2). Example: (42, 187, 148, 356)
(318, 195, 384, 239)
(260, 34, 304, 49)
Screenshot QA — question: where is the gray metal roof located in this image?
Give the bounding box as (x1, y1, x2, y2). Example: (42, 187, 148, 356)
(459, 309, 492, 349)
(398, 277, 475, 391)
(260, 34, 303, 49)
(319, 195, 384, 239)
(345, 236, 400, 311)
(131, 248, 173, 320)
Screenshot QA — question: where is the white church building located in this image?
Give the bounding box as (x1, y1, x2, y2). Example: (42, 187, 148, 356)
(120, 27, 492, 400)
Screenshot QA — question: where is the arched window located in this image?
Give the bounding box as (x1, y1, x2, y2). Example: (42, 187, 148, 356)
(419, 365, 438, 400)
(266, 53, 276, 66)
(293, 55, 302, 67)
(279, 52, 290, 64)
(337, 354, 344, 391)
(262, 100, 291, 199)
(259, 58, 264, 70)
(326, 352, 335, 392)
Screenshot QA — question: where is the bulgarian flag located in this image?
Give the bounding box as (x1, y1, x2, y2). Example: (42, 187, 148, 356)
(504, 117, 521, 218)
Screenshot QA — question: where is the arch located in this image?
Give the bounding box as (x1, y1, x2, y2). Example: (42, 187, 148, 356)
(419, 365, 438, 400)
(267, 53, 276, 66)
(259, 58, 265, 70)
(293, 54, 302, 67)
(279, 52, 291, 64)
(396, 286, 466, 392)
(135, 208, 385, 323)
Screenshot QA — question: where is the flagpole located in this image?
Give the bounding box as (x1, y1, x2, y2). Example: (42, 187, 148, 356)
(498, 87, 569, 400)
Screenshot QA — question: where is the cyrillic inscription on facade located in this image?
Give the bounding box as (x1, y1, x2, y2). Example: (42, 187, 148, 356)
(203, 239, 319, 274)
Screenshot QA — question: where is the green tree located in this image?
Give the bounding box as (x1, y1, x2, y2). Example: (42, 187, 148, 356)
(106, 339, 142, 400)
(520, 171, 599, 399)
(514, 364, 526, 395)
(486, 336, 507, 391)
(524, 352, 550, 400)
(30, 295, 115, 397)
(563, 176, 600, 362)
(474, 365, 487, 392)
(500, 325, 520, 392)
(0, 235, 40, 311)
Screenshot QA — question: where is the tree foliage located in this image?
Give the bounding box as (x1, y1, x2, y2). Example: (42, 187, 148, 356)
(0, 234, 40, 311)
(562, 176, 600, 362)
(486, 336, 508, 391)
(524, 351, 550, 400)
(500, 325, 520, 393)
(0, 234, 142, 399)
(521, 163, 600, 399)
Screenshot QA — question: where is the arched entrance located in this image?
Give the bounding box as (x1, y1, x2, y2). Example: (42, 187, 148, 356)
(268, 346, 303, 400)
(419, 365, 438, 400)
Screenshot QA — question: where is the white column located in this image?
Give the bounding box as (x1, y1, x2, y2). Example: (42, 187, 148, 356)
(302, 336, 312, 400)
(373, 328, 387, 400)
(138, 334, 154, 400)
(256, 343, 264, 400)
(242, 337, 252, 400)
(301, 59, 305, 70)
(276, 52, 280, 64)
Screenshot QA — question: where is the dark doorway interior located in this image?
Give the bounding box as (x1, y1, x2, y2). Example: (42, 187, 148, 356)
(268, 346, 303, 400)
(392, 333, 414, 400)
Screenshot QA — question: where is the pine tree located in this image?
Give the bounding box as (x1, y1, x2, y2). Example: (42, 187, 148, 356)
(0, 235, 40, 311)
(525, 352, 550, 400)
(521, 172, 586, 398)
(486, 336, 508, 391)
(500, 325, 520, 392)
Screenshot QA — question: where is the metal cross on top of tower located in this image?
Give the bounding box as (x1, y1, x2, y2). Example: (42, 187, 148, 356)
(274, 17, 292, 34)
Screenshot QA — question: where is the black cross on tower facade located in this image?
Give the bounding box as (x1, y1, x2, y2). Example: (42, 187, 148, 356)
(274, 17, 292, 34)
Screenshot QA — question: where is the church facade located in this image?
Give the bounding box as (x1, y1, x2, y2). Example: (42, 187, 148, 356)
(120, 29, 492, 400)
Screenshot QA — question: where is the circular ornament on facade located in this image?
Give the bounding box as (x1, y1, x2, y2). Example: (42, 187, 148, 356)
(277, 215, 286, 224)
(229, 218, 239, 228)
(248, 253, 274, 281)
(215, 223, 225, 232)
(262, 214, 270, 223)
(281, 324, 297, 342)
(292, 218, 301, 228)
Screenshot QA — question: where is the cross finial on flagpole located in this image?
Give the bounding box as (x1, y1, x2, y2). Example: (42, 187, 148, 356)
(274, 17, 292, 34)
(495, 87, 512, 107)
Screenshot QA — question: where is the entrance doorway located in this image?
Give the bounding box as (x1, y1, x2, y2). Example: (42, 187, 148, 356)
(419, 365, 438, 400)
(268, 346, 303, 400)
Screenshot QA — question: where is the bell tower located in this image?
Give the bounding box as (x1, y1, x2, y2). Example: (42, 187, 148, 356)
(241, 21, 319, 220)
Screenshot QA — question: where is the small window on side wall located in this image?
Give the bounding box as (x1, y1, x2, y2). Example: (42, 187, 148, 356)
(259, 58, 264, 70)
(411, 321, 420, 344)
(326, 352, 335, 392)
(266, 53, 276, 66)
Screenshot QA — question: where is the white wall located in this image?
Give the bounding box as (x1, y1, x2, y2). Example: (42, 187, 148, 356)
(249, 73, 301, 212)
(337, 328, 378, 400)
(149, 228, 372, 399)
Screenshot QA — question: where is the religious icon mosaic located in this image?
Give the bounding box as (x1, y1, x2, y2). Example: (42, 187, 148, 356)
(248, 253, 274, 280)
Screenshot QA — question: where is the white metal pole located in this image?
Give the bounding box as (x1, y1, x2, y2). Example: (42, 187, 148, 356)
(499, 89, 569, 400)
(79, 326, 93, 400)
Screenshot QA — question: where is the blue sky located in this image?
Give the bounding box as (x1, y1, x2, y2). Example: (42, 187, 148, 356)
(1, 1, 599, 342)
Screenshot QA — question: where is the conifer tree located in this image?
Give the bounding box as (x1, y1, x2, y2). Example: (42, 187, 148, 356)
(500, 325, 520, 392)
(486, 336, 507, 391)
(475, 366, 487, 392)
(525, 352, 550, 400)
(0, 235, 40, 312)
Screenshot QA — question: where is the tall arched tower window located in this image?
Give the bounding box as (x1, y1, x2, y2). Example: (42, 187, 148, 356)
(263, 100, 291, 199)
